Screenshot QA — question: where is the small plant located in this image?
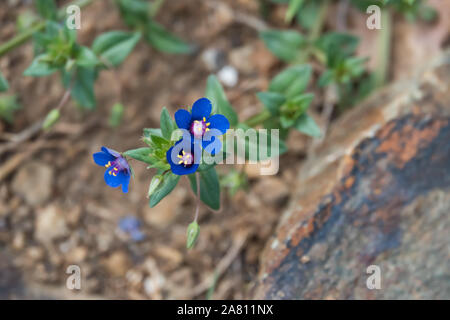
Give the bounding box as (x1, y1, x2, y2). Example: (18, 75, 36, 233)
(95, 69, 319, 249)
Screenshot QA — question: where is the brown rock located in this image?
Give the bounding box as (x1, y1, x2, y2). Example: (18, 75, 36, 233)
(102, 251, 131, 277)
(254, 51, 450, 299)
(35, 205, 68, 244)
(12, 162, 54, 206)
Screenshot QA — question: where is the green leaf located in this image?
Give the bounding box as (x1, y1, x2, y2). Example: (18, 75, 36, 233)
(0, 95, 21, 123)
(149, 173, 180, 207)
(0, 71, 9, 92)
(143, 128, 163, 138)
(147, 174, 163, 198)
(318, 69, 334, 87)
(186, 221, 200, 249)
(296, 0, 320, 30)
(205, 75, 238, 126)
(63, 67, 97, 109)
(316, 32, 359, 67)
(285, 0, 304, 23)
(188, 168, 220, 210)
(256, 92, 286, 115)
(269, 65, 311, 99)
(146, 20, 193, 54)
(75, 46, 100, 68)
(294, 113, 321, 137)
(149, 134, 170, 148)
(116, 0, 149, 28)
(35, 0, 57, 20)
(260, 29, 305, 63)
(123, 147, 153, 163)
(24, 54, 58, 77)
(42, 108, 60, 130)
(92, 31, 141, 67)
(160, 107, 175, 140)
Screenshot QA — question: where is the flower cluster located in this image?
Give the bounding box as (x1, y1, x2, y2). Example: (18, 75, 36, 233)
(167, 97, 229, 175)
(93, 97, 230, 193)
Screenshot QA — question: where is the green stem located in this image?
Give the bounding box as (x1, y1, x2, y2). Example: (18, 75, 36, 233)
(0, 0, 94, 57)
(296, 0, 330, 64)
(375, 8, 392, 87)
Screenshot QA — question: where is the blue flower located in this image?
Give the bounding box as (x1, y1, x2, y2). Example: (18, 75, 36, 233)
(166, 139, 202, 176)
(118, 216, 145, 242)
(93, 146, 131, 193)
(174, 97, 230, 154)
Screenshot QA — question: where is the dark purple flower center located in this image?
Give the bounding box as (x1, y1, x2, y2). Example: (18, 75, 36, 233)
(105, 156, 129, 176)
(190, 117, 210, 138)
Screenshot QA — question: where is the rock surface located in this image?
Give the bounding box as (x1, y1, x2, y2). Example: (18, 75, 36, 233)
(254, 51, 450, 299)
(12, 162, 54, 206)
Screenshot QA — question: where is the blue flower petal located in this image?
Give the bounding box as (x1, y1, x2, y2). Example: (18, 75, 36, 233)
(174, 109, 192, 130)
(119, 217, 140, 232)
(166, 145, 176, 166)
(171, 162, 199, 175)
(202, 136, 222, 156)
(208, 114, 230, 134)
(191, 97, 212, 120)
(104, 167, 122, 188)
(102, 146, 121, 158)
(119, 171, 130, 193)
(93, 151, 115, 166)
(166, 140, 201, 176)
(130, 230, 145, 241)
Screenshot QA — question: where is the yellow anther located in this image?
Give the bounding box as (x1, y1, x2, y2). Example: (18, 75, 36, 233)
(105, 161, 111, 168)
(177, 155, 182, 158)
(113, 167, 118, 171)
(182, 150, 186, 155)
(203, 117, 206, 122)
(112, 172, 117, 176)
(205, 128, 210, 132)
(178, 160, 183, 164)
(206, 122, 210, 126)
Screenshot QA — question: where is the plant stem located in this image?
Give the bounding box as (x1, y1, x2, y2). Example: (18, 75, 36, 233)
(194, 172, 200, 221)
(375, 8, 392, 87)
(243, 109, 271, 127)
(296, 0, 330, 64)
(0, 0, 94, 57)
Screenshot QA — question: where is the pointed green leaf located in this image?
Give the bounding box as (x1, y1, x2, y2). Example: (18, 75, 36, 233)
(146, 21, 193, 54)
(92, 31, 141, 67)
(160, 107, 175, 140)
(24, 54, 58, 77)
(256, 92, 286, 115)
(123, 147, 153, 163)
(260, 29, 305, 62)
(150, 173, 181, 207)
(269, 65, 311, 99)
(294, 113, 321, 137)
